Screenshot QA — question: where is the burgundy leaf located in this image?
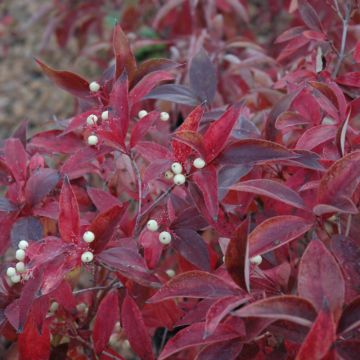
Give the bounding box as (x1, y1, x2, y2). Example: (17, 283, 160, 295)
(10, 216, 43, 247)
(196, 339, 244, 360)
(204, 105, 242, 162)
(298, 0, 323, 31)
(173, 228, 211, 271)
(229, 179, 305, 209)
(295, 307, 335, 360)
(25, 169, 60, 206)
(0, 159, 15, 185)
(276, 36, 310, 63)
(4, 138, 27, 183)
(159, 322, 242, 360)
(147, 271, 242, 303)
(58, 178, 80, 243)
(336, 72, 360, 87)
(172, 131, 206, 158)
(249, 215, 313, 257)
(233, 295, 317, 327)
(122, 293, 154, 360)
(225, 220, 250, 292)
(189, 49, 217, 103)
(87, 187, 122, 212)
(335, 340, 360, 360)
(295, 125, 337, 151)
(298, 240, 345, 320)
(113, 24, 137, 80)
(93, 290, 119, 354)
(204, 296, 249, 337)
(89, 205, 125, 253)
(192, 164, 219, 220)
(130, 111, 160, 147)
(338, 296, 360, 335)
(0, 197, 18, 212)
(35, 59, 91, 99)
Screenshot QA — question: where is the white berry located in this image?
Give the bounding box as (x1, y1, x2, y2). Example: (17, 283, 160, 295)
(164, 170, 174, 179)
(193, 158, 206, 169)
(15, 249, 26, 261)
(18, 240, 29, 250)
(83, 231, 95, 243)
(86, 114, 98, 125)
(138, 110, 148, 119)
(250, 255, 263, 266)
(87, 134, 99, 146)
(165, 269, 175, 277)
(159, 231, 172, 245)
(101, 110, 109, 120)
(89, 81, 100, 92)
(173, 174, 186, 185)
(171, 162, 183, 174)
(81, 251, 94, 263)
(6, 267, 16, 277)
(114, 321, 121, 332)
(50, 301, 59, 313)
(147, 219, 159, 232)
(16, 262, 25, 273)
(160, 112, 170, 121)
(11, 274, 21, 284)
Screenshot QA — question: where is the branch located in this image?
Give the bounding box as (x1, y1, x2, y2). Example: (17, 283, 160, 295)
(130, 152, 143, 236)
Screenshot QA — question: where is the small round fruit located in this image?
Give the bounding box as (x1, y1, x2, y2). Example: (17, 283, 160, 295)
(146, 219, 159, 232)
(15, 249, 26, 261)
(50, 301, 59, 313)
(165, 269, 175, 277)
(159, 231, 172, 245)
(171, 162, 183, 174)
(250, 255, 263, 266)
(18, 240, 29, 250)
(193, 158, 206, 169)
(138, 110, 148, 119)
(160, 112, 170, 121)
(11, 274, 21, 284)
(87, 134, 99, 146)
(173, 174, 186, 185)
(101, 110, 109, 120)
(83, 231, 95, 243)
(86, 114, 98, 125)
(81, 251, 94, 263)
(89, 81, 100, 92)
(16, 262, 25, 273)
(164, 170, 174, 179)
(6, 267, 16, 277)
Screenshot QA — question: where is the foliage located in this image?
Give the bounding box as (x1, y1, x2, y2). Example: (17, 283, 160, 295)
(1, 0, 360, 359)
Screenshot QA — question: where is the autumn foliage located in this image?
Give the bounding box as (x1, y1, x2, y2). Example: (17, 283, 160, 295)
(1, 0, 360, 359)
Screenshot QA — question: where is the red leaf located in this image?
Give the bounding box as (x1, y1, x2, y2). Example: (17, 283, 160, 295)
(58, 177, 80, 243)
(122, 293, 154, 360)
(172, 130, 206, 158)
(130, 111, 160, 147)
(338, 296, 360, 335)
(204, 105, 242, 162)
(192, 164, 219, 220)
(204, 296, 249, 337)
(295, 307, 336, 360)
(337, 72, 360, 87)
(0, 159, 15, 185)
(314, 151, 360, 215)
(353, 41, 360, 63)
(35, 59, 91, 99)
(298, 0, 323, 31)
(89, 205, 125, 253)
(113, 24, 137, 80)
(335, 340, 360, 360)
(129, 70, 174, 106)
(25, 168, 60, 206)
(196, 339, 244, 360)
(225, 220, 250, 292)
(229, 179, 305, 209)
(249, 215, 313, 257)
(87, 187, 122, 212)
(233, 295, 317, 326)
(109, 71, 129, 145)
(295, 125, 337, 151)
(4, 138, 27, 183)
(18, 317, 50, 360)
(276, 36, 310, 63)
(298, 240, 345, 320)
(147, 271, 242, 303)
(93, 290, 119, 354)
(159, 322, 243, 360)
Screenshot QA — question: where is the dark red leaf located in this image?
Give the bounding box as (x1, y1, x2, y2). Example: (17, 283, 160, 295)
(130, 111, 160, 147)
(4, 138, 27, 183)
(298, 0, 323, 31)
(338, 296, 360, 334)
(58, 178, 80, 243)
(335, 340, 360, 359)
(295, 307, 336, 360)
(337, 72, 360, 87)
(233, 295, 317, 327)
(276, 36, 310, 63)
(196, 339, 244, 360)
(225, 220, 250, 292)
(248, 215, 313, 257)
(147, 271, 242, 303)
(295, 125, 337, 151)
(87, 187, 122, 212)
(298, 240, 345, 320)
(35, 58, 91, 99)
(93, 290, 119, 354)
(159, 322, 243, 360)
(0, 159, 15, 185)
(122, 293, 154, 360)
(10, 216, 43, 247)
(144, 84, 198, 106)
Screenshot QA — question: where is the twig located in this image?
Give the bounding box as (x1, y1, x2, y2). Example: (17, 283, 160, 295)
(130, 153, 143, 236)
(73, 280, 122, 295)
(345, 214, 352, 237)
(333, 2, 351, 77)
(158, 328, 168, 355)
